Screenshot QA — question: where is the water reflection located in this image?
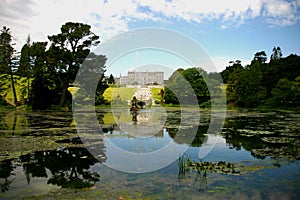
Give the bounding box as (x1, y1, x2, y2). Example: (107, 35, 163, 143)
(0, 147, 103, 192)
(0, 111, 74, 136)
(0, 159, 14, 192)
(222, 111, 300, 160)
(0, 109, 299, 198)
(0, 111, 28, 135)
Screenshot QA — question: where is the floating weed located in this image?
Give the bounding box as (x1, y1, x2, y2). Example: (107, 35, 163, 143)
(177, 157, 280, 178)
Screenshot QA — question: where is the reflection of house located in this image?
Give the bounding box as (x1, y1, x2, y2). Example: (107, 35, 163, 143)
(115, 71, 164, 85)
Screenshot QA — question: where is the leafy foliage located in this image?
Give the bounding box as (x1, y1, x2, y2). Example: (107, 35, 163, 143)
(0, 22, 109, 109)
(222, 48, 300, 108)
(46, 22, 100, 106)
(235, 63, 263, 107)
(164, 67, 222, 105)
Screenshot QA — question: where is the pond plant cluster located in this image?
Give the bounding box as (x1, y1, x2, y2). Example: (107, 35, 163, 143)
(222, 111, 300, 162)
(178, 156, 242, 177)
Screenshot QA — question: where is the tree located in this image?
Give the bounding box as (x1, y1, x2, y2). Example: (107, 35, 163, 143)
(167, 68, 185, 83)
(18, 35, 32, 76)
(253, 51, 267, 64)
(107, 74, 115, 84)
(75, 52, 108, 105)
(182, 67, 209, 98)
(18, 35, 32, 102)
(208, 72, 223, 83)
(291, 76, 300, 106)
(30, 42, 57, 110)
(221, 60, 243, 84)
(268, 78, 293, 106)
(270, 46, 282, 61)
(164, 67, 210, 104)
(262, 54, 300, 98)
(46, 22, 100, 106)
(222, 60, 243, 103)
(0, 26, 18, 106)
(235, 63, 263, 107)
(164, 68, 185, 104)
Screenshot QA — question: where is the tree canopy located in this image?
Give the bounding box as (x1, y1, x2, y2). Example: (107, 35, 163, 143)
(221, 48, 300, 108)
(164, 67, 223, 105)
(0, 22, 108, 110)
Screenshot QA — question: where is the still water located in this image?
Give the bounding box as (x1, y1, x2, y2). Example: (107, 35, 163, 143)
(0, 107, 299, 199)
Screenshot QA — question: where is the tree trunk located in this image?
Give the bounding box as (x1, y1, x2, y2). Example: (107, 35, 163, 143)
(27, 77, 30, 103)
(58, 78, 69, 107)
(9, 63, 18, 107)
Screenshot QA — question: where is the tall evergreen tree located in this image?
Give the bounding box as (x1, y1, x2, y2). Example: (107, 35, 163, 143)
(30, 42, 56, 110)
(107, 74, 115, 84)
(0, 26, 18, 106)
(18, 35, 32, 102)
(270, 46, 282, 62)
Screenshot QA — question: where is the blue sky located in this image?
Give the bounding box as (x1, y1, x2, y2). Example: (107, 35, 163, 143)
(1, 0, 300, 77)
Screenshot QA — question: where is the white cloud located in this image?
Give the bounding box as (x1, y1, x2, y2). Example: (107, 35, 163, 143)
(211, 56, 252, 72)
(1, 0, 299, 51)
(262, 0, 300, 26)
(138, 0, 265, 23)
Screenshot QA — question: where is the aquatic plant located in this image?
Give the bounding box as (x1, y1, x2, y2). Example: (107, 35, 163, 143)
(177, 154, 188, 175)
(177, 155, 241, 176)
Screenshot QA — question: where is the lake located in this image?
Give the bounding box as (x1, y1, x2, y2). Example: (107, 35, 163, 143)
(0, 107, 299, 199)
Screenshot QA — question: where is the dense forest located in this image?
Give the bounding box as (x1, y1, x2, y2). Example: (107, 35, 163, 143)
(221, 48, 300, 108)
(1, 22, 300, 109)
(163, 47, 300, 108)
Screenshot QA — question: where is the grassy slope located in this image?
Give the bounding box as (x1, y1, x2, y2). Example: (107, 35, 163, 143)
(103, 86, 164, 103)
(151, 87, 163, 102)
(103, 87, 135, 103)
(0, 74, 31, 106)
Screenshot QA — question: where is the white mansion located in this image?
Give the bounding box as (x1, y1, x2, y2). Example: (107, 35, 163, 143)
(115, 71, 164, 85)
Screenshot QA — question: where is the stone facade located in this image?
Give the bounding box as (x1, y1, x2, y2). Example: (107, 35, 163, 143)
(116, 71, 164, 85)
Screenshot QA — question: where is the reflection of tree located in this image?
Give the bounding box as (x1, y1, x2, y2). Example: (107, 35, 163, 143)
(0, 112, 9, 131)
(223, 116, 268, 158)
(0, 159, 15, 192)
(20, 151, 48, 184)
(222, 115, 300, 160)
(168, 125, 207, 147)
(20, 147, 102, 189)
(223, 133, 265, 153)
(0, 111, 28, 135)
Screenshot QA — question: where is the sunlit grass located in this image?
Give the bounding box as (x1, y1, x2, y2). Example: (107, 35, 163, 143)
(151, 87, 164, 103)
(103, 87, 135, 103)
(151, 87, 163, 98)
(0, 74, 32, 106)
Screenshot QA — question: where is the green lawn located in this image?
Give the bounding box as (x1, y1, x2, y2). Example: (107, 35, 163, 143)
(103, 87, 135, 103)
(103, 86, 164, 104)
(151, 87, 164, 102)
